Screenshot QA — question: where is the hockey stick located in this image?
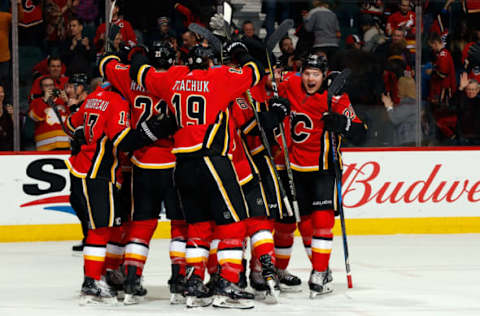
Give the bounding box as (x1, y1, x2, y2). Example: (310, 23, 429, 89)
(188, 23, 223, 53)
(264, 19, 300, 222)
(326, 68, 353, 289)
(245, 90, 293, 218)
(46, 97, 71, 137)
(105, 0, 117, 52)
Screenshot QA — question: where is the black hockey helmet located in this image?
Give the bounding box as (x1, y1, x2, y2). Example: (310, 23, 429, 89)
(302, 54, 328, 74)
(186, 45, 215, 70)
(149, 41, 176, 70)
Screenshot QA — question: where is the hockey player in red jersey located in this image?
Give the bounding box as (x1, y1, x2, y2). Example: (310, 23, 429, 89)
(278, 54, 366, 298)
(128, 43, 264, 308)
(99, 42, 186, 305)
(65, 84, 175, 305)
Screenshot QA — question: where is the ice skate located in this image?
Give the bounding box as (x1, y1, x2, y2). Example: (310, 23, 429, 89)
(185, 274, 213, 308)
(309, 268, 333, 298)
(123, 266, 147, 305)
(259, 254, 280, 304)
(206, 271, 220, 296)
(79, 276, 118, 306)
(168, 264, 186, 305)
(277, 269, 302, 292)
(212, 276, 255, 309)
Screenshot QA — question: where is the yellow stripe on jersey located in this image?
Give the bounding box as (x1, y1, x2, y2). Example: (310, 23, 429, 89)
(137, 64, 151, 89)
(245, 61, 261, 86)
(206, 112, 223, 149)
(203, 157, 240, 222)
(99, 55, 120, 78)
(81, 178, 95, 230)
(28, 110, 44, 122)
(90, 136, 107, 179)
(108, 182, 114, 227)
(110, 127, 131, 181)
(65, 116, 75, 134)
(221, 109, 230, 156)
(243, 119, 257, 135)
(130, 157, 176, 169)
(65, 160, 87, 178)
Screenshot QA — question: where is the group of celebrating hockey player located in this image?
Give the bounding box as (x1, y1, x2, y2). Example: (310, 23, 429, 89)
(63, 17, 367, 308)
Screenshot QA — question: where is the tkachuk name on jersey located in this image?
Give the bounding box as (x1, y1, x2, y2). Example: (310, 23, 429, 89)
(130, 80, 146, 92)
(172, 80, 210, 93)
(84, 98, 109, 111)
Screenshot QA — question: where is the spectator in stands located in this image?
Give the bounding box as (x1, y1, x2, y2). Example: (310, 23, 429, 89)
(28, 77, 70, 151)
(94, 2, 136, 52)
(427, 33, 457, 142)
(427, 33, 457, 106)
(0, 0, 23, 98)
(463, 0, 480, 31)
(146, 16, 176, 46)
(180, 30, 197, 59)
(375, 28, 413, 69)
(29, 56, 69, 102)
(32, 56, 67, 80)
(72, 0, 98, 39)
(62, 17, 95, 77)
(303, 0, 340, 62)
(382, 76, 418, 146)
(345, 34, 363, 50)
(359, 14, 386, 53)
(278, 36, 296, 70)
(386, 0, 416, 54)
(452, 72, 480, 145)
(0, 84, 13, 151)
(45, 0, 74, 54)
(242, 20, 260, 40)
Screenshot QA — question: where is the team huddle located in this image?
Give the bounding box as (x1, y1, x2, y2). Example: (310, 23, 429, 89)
(63, 33, 367, 309)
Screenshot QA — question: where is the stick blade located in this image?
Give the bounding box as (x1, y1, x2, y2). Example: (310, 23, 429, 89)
(266, 19, 294, 52)
(188, 23, 223, 54)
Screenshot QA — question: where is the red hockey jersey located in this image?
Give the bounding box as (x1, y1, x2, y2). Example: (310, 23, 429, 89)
(100, 57, 175, 169)
(29, 97, 70, 151)
(65, 87, 131, 184)
(137, 63, 261, 156)
(279, 74, 361, 172)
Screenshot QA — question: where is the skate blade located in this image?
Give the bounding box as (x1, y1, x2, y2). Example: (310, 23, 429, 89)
(279, 283, 302, 293)
(170, 293, 186, 305)
(186, 296, 213, 308)
(123, 293, 145, 305)
(309, 285, 333, 299)
(79, 294, 118, 306)
(116, 291, 125, 300)
(212, 295, 255, 309)
(264, 290, 280, 304)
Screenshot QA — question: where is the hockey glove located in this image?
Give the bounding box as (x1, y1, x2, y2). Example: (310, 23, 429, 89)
(129, 53, 151, 84)
(209, 13, 227, 37)
(225, 41, 249, 65)
(138, 114, 177, 143)
(71, 126, 86, 156)
(322, 112, 351, 135)
(268, 96, 290, 122)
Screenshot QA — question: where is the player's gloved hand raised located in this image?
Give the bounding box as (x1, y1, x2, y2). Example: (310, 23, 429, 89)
(322, 112, 351, 135)
(138, 114, 177, 143)
(71, 126, 86, 156)
(268, 96, 290, 121)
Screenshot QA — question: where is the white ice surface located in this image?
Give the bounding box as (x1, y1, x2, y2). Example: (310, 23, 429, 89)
(1, 234, 479, 316)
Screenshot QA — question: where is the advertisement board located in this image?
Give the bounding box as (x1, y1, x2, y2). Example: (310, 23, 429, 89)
(1, 148, 479, 241)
